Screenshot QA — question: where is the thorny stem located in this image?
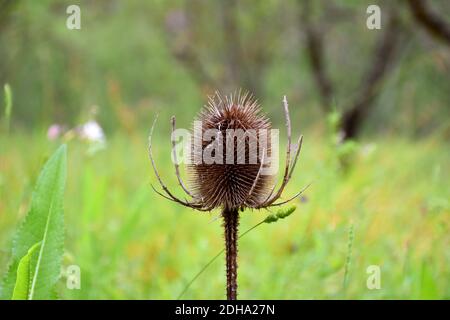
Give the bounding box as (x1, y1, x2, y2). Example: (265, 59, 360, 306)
(223, 208, 239, 300)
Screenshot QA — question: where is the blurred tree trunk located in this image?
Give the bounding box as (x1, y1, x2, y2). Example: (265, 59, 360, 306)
(300, 0, 334, 113)
(218, 0, 264, 97)
(220, 0, 245, 91)
(164, 0, 269, 97)
(164, 2, 218, 93)
(301, 1, 402, 140)
(341, 13, 401, 139)
(0, 0, 17, 31)
(407, 0, 450, 46)
(0, 0, 19, 87)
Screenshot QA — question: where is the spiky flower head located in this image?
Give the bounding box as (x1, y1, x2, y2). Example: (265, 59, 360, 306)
(189, 91, 274, 211)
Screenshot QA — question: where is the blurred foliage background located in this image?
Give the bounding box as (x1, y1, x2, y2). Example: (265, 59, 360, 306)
(0, 0, 449, 299)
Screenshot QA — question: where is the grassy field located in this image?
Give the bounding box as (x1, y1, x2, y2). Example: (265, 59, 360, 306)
(1, 127, 448, 300)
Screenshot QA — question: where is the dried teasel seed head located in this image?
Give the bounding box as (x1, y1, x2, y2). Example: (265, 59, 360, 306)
(188, 91, 275, 210)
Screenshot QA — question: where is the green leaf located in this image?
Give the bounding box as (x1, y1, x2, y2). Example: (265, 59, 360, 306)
(0, 145, 67, 300)
(11, 242, 41, 300)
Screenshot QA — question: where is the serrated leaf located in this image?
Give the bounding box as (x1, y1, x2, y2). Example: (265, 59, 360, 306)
(0, 145, 67, 300)
(11, 242, 41, 300)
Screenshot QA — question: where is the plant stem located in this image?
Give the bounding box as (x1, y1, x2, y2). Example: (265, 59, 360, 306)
(222, 207, 239, 300)
(177, 219, 265, 300)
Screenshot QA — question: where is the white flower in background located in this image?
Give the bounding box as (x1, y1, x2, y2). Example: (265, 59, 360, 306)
(47, 124, 64, 140)
(46, 120, 106, 155)
(361, 143, 377, 158)
(79, 120, 106, 155)
(79, 120, 105, 143)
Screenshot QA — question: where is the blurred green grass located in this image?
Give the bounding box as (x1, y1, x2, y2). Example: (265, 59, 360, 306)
(1, 128, 448, 299)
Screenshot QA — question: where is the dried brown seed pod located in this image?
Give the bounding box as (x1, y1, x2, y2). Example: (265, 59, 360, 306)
(148, 91, 305, 300)
(188, 91, 274, 211)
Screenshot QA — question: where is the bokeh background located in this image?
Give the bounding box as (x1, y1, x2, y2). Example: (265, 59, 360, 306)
(0, 0, 449, 299)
